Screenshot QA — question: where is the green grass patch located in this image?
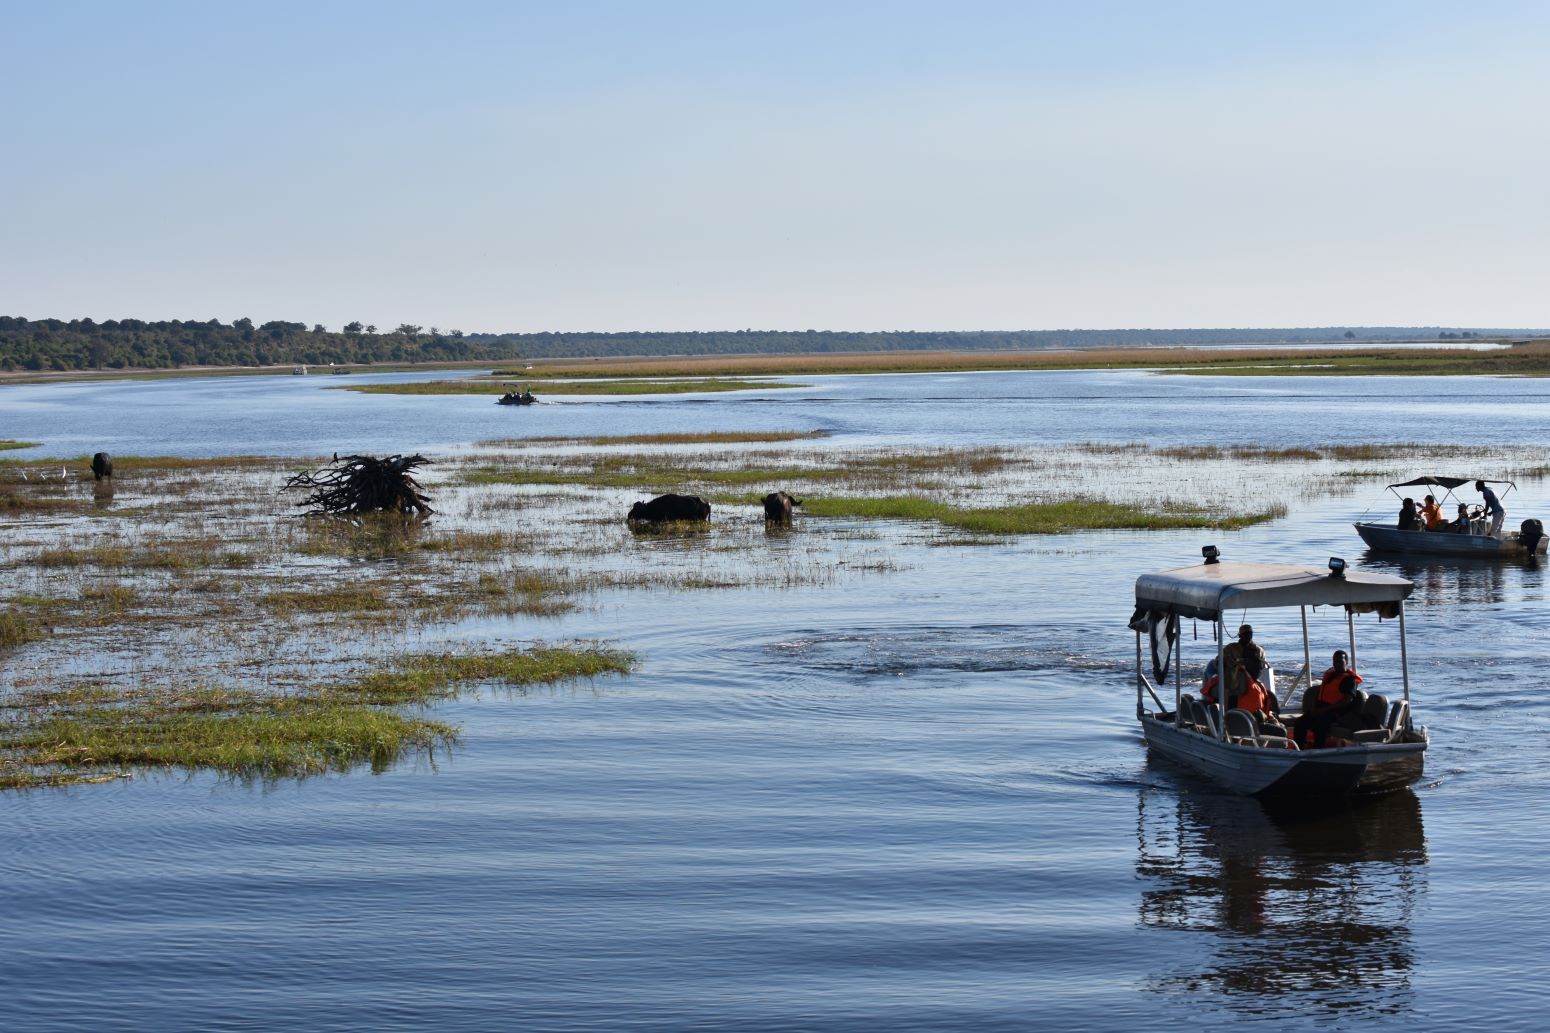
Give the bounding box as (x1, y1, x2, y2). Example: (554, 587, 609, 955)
(0, 441, 39, 451)
(0, 645, 635, 789)
(801, 495, 1285, 534)
(0, 609, 45, 649)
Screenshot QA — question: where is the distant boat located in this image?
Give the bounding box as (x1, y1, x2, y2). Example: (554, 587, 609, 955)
(1354, 476, 1546, 557)
(292, 365, 307, 375)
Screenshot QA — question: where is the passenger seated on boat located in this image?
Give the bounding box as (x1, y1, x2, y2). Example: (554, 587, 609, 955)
(1449, 503, 1474, 533)
(1292, 650, 1363, 748)
(1420, 495, 1443, 531)
(1221, 624, 1267, 704)
(1397, 497, 1421, 531)
(1233, 673, 1289, 740)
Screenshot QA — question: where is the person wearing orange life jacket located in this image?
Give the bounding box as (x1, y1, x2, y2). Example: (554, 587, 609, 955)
(1233, 670, 1290, 740)
(1292, 649, 1363, 748)
(1420, 494, 1443, 531)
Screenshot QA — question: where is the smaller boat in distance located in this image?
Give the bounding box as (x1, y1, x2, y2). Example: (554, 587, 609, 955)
(292, 364, 307, 375)
(496, 388, 537, 406)
(1132, 548, 1427, 797)
(1354, 476, 1546, 557)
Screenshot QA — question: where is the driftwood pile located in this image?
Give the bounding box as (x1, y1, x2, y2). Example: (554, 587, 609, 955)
(283, 454, 434, 516)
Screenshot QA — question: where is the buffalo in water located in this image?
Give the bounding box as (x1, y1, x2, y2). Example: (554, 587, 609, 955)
(762, 491, 801, 523)
(91, 452, 113, 481)
(628, 493, 711, 523)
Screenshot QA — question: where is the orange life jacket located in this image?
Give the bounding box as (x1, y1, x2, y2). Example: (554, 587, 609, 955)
(1316, 668, 1362, 708)
(1237, 677, 1270, 716)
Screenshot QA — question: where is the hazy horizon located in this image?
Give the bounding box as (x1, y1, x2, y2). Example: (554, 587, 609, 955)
(6, 2, 1549, 332)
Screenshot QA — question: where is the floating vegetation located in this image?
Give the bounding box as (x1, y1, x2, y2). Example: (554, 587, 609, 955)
(0, 441, 39, 451)
(0, 646, 634, 789)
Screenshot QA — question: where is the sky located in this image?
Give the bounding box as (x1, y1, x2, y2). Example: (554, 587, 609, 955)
(4, 1, 1549, 332)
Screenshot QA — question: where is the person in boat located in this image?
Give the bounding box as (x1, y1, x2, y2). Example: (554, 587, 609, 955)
(1234, 669, 1289, 739)
(1202, 624, 1271, 711)
(1450, 502, 1474, 533)
(1292, 650, 1363, 748)
(1420, 494, 1443, 531)
(1477, 480, 1505, 538)
(1397, 497, 1421, 531)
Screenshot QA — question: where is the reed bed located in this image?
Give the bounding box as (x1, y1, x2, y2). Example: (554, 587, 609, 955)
(0, 441, 40, 451)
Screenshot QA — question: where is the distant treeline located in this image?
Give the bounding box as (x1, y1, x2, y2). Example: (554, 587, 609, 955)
(0, 317, 511, 371)
(1, 316, 1540, 371)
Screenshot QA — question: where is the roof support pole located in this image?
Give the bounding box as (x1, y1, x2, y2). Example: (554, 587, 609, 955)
(1300, 606, 1311, 698)
(1398, 603, 1411, 703)
(1135, 630, 1143, 719)
(1216, 618, 1227, 741)
(1175, 621, 1182, 715)
(1347, 608, 1357, 673)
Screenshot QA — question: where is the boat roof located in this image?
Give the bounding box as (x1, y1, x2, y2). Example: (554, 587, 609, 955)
(1135, 560, 1412, 620)
(1387, 476, 1514, 490)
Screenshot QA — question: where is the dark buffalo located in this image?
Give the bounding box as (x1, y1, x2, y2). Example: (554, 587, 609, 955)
(91, 452, 113, 481)
(628, 493, 711, 523)
(762, 491, 802, 522)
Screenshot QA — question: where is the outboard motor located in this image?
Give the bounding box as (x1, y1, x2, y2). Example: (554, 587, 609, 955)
(1521, 518, 1544, 555)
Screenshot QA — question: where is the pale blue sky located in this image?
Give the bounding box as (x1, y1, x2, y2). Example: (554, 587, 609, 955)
(4, 2, 1548, 331)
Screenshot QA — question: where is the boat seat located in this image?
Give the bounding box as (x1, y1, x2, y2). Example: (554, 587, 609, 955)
(1177, 694, 1200, 732)
(1351, 693, 1394, 743)
(1226, 708, 1300, 749)
(1388, 698, 1411, 737)
(1225, 708, 1258, 745)
(1199, 702, 1222, 739)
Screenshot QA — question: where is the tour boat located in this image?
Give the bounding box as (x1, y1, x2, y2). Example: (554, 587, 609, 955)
(1132, 549, 1427, 797)
(1354, 476, 1546, 557)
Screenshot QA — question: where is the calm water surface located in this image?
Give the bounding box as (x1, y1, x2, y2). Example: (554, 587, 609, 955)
(3, 370, 1549, 1031)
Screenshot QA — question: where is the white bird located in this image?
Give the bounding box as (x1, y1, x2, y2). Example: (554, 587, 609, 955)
(18, 469, 28, 481)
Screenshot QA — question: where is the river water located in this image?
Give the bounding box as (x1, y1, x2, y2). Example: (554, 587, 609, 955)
(3, 369, 1549, 1032)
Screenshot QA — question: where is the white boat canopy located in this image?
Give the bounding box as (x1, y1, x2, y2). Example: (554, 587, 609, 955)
(1134, 560, 1412, 621)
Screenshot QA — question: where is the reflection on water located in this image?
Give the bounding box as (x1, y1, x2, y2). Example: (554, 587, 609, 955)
(1137, 785, 1426, 1020)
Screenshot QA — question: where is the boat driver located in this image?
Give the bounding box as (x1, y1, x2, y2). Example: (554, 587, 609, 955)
(1477, 481, 1506, 538)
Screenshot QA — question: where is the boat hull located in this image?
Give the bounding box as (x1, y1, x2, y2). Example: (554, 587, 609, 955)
(1354, 521, 1546, 557)
(1140, 712, 1426, 798)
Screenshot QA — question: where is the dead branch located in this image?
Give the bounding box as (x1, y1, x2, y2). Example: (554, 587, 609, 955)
(282, 454, 434, 516)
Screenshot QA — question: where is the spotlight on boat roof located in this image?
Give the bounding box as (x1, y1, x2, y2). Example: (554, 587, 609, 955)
(1329, 556, 1347, 577)
(1202, 545, 1220, 564)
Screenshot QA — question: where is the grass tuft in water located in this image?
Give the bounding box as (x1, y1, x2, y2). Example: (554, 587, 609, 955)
(0, 609, 45, 649)
(0, 645, 635, 789)
(0, 441, 41, 451)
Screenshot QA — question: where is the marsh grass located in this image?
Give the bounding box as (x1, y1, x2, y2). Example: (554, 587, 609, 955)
(479, 430, 830, 447)
(0, 645, 633, 788)
(489, 343, 1550, 380)
(343, 378, 801, 397)
(263, 586, 394, 615)
(0, 441, 40, 451)
(294, 513, 427, 559)
(0, 609, 44, 649)
(802, 496, 1286, 534)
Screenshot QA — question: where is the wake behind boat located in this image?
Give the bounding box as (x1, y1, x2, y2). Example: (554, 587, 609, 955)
(1132, 549, 1428, 798)
(1354, 475, 1546, 558)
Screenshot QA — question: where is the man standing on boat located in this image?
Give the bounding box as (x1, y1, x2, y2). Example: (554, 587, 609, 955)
(1222, 624, 1267, 709)
(1476, 481, 1505, 538)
